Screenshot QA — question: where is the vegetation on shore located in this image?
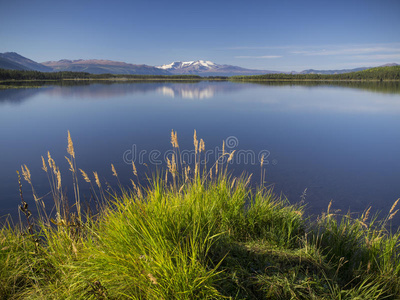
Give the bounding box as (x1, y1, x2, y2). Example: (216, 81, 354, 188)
(1, 65, 399, 86)
(0, 68, 228, 83)
(231, 65, 400, 81)
(1, 131, 400, 299)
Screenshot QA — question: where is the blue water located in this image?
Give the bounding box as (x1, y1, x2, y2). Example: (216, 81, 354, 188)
(1, 81, 400, 225)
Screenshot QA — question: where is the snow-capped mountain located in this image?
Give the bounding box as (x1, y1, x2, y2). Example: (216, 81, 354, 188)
(157, 60, 217, 70)
(156, 60, 279, 76)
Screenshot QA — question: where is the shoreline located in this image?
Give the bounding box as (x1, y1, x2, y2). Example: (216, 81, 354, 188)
(1, 77, 399, 90)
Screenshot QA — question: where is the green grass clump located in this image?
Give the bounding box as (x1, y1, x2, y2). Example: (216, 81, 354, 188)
(0, 222, 33, 298)
(1, 131, 399, 299)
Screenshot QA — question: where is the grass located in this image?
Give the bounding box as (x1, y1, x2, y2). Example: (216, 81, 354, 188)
(0, 84, 44, 89)
(1, 131, 400, 299)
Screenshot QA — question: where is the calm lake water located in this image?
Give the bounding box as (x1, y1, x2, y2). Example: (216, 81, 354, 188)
(1, 81, 400, 225)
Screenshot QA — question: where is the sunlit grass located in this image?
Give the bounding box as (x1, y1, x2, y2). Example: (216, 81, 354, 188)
(1, 131, 399, 299)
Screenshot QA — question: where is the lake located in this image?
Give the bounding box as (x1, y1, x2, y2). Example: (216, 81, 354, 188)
(1, 81, 400, 225)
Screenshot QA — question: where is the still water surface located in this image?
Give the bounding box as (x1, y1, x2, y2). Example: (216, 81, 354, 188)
(1, 81, 400, 224)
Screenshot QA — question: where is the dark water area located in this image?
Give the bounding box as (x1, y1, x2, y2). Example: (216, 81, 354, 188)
(1, 81, 400, 227)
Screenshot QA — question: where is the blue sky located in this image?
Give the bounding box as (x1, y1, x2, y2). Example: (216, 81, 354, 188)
(0, 0, 399, 71)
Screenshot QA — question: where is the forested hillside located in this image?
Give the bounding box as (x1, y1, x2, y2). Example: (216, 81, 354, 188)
(0, 69, 203, 81)
(231, 66, 400, 81)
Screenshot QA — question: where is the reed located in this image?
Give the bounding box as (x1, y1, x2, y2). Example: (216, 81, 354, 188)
(1, 131, 399, 299)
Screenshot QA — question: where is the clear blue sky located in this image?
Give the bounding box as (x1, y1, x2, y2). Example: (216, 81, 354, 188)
(1, 0, 399, 71)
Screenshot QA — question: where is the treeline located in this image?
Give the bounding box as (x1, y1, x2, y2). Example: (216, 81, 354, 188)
(231, 65, 400, 81)
(0, 69, 91, 80)
(0, 69, 205, 81)
(2, 66, 399, 82)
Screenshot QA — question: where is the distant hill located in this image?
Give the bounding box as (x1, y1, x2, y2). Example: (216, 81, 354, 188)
(0, 56, 27, 70)
(380, 63, 399, 67)
(0, 52, 52, 72)
(345, 65, 400, 80)
(298, 64, 399, 75)
(231, 65, 400, 81)
(41, 59, 171, 75)
(157, 60, 280, 76)
(299, 67, 370, 75)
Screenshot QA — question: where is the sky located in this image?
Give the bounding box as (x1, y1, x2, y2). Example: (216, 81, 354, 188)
(0, 0, 400, 72)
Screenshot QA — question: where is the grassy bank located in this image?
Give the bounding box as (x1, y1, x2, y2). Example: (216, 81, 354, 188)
(1, 132, 400, 299)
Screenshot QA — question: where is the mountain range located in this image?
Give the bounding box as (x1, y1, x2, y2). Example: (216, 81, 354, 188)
(41, 59, 170, 75)
(156, 60, 279, 76)
(0, 52, 398, 76)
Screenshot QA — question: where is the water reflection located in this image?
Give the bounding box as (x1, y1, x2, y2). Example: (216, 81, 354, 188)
(0, 88, 42, 104)
(228, 85, 400, 114)
(42, 82, 249, 100)
(157, 85, 215, 99)
(1, 81, 400, 224)
(1, 80, 399, 104)
(156, 83, 221, 99)
(247, 80, 400, 95)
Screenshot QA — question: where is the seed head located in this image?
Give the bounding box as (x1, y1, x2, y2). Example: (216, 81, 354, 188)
(193, 130, 198, 154)
(93, 172, 101, 188)
(111, 164, 118, 177)
(227, 150, 236, 163)
(21, 165, 31, 184)
(171, 129, 179, 148)
(199, 139, 205, 153)
(67, 130, 75, 159)
(79, 169, 91, 183)
(56, 168, 62, 190)
(132, 161, 138, 177)
(41, 156, 48, 172)
(327, 200, 333, 215)
(363, 206, 371, 223)
(389, 198, 399, 215)
(65, 156, 74, 172)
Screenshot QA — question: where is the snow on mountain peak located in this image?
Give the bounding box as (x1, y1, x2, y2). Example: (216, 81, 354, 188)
(156, 60, 217, 70)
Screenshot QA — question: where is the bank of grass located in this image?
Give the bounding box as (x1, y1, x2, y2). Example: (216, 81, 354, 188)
(1, 131, 400, 299)
(0, 84, 44, 89)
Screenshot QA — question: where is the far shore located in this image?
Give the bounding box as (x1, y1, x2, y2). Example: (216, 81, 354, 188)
(1, 77, 400, 90)
(1, 65, 399, 88)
